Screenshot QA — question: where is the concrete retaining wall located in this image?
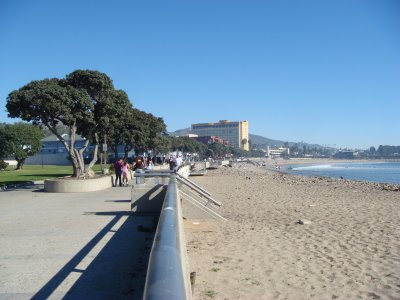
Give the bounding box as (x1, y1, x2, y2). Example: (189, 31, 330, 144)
(44, 175, 112, 193)
(219, 160, 230, 166)
(131, 177, 168, 213)
(177, 165, 191, 178)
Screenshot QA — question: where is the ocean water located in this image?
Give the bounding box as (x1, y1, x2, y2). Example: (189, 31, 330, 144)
(284, 162, 400, 184)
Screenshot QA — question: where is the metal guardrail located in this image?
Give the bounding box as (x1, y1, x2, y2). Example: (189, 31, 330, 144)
(143, 174, 190, 300)
(176, 175, 222, 207)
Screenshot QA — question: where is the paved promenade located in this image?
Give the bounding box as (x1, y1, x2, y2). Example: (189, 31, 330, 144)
(0, 183, 154, 299)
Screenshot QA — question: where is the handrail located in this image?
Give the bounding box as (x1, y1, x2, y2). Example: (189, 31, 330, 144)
(176, 173, 212, 196)
(176, 176, 222, 207)
(143, 174, 191, 300)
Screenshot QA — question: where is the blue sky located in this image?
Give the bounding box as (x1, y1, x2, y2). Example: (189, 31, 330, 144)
(0, 0, 399, 149)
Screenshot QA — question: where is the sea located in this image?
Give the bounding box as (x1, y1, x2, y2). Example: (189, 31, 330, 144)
(284, 162, 400, 184)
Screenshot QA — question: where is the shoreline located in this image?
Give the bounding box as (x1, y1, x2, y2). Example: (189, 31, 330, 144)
(250, 157, 400, 166)
(248, 158, 400, 189)
(186, 163, 400, 300)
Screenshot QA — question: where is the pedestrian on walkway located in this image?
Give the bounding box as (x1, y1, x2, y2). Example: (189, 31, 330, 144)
(121, 159, 130, 186)
(114, 158, 123, 187)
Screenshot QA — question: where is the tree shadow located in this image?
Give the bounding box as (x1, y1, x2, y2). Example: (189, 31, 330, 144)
(105, 200, 131, 203)
(32, 210, 155, 300)
(0, 183, 44, 193)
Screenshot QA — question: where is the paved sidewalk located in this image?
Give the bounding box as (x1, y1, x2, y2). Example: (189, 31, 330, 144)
(0, 183, 155, 300)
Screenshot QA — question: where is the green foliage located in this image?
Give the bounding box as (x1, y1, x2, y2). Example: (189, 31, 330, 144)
(170, 136, 205, 153)
(207, 142, 230, 158)
(0, 126, 13, 159)
(66, 70, 127, 145)
(153, 135, 172, 153)
(0, 123, 43, 169)
(0, 160, 9, 170)
(6, 77, 94, 176)
(248, 139, 253, 150)
(7, 78, 93, 129)
(107, 107, 167, 158)
(5, 70, 135, 176)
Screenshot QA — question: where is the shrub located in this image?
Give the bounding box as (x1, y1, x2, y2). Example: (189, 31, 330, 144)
(0, 160, 9, 170)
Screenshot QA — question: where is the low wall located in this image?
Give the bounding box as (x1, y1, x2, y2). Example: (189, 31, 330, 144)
(44, 175, 112, 193)
(177, 165, 191, 178)
(131, 177, 168, 213)
(219, 160, 230, 166)
(3, 160, 17, 167)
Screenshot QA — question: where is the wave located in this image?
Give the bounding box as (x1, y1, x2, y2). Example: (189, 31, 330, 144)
(292, 164, 334, 170)
(291, 163, 400, 171)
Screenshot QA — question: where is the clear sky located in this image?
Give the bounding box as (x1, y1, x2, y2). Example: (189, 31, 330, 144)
(0, 0, 399, 149)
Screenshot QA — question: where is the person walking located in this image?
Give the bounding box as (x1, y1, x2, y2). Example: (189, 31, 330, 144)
(121, 159, 130, 186)
(146, 157, 153, 170)
(133, 155, 145, 184)
(114, 158, 123, 187)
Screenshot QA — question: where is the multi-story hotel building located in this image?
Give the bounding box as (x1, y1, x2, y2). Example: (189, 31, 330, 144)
(191, 120, 249, 151)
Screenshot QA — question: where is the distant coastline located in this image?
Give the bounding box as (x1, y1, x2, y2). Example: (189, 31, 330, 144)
(249, 158, 400, 186)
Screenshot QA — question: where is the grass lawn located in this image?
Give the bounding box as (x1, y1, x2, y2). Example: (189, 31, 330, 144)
(0, 164, 103, 186)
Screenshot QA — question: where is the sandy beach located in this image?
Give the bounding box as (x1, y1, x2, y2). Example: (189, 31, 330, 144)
(185, 161, 400, 300)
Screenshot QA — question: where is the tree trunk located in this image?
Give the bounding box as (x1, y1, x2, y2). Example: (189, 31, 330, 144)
(124, 145, 134, 160)
(86, 135, 99, 176)
(72, 162, 78, 177)
(44, 123, 87, 177)
(124, 145, 129, 160)
(16, 159, 24, 170)
(73, 148, 85, 177)
(113, 147, 118, 161)
(103, 134, 108, 164)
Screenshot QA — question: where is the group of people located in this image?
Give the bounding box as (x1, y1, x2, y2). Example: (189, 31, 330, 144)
(113, 153, 185, 187)
(113, 156, 154, 187)
(166, 154, 183, 171)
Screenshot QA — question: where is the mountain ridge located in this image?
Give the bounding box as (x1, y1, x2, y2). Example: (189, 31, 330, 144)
(169, 128, 323, 148)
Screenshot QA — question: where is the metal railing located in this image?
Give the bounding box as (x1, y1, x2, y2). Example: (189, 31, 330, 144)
(143, 174, 191, 300)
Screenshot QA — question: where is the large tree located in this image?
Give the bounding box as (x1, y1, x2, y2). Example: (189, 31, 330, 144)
(66, 70, 130, 171)
(6, 78, 93, 176)
(6, 70, 129, 177)
(0, 123, 43, 169)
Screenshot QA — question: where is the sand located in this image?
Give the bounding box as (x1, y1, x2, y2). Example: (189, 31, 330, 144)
(184, 161, 400, 300)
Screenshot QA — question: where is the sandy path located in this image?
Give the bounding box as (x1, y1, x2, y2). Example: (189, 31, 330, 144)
(185, 163, 400, 300)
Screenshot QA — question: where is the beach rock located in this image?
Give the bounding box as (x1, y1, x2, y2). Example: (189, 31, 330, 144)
(297, 219, 312, 225)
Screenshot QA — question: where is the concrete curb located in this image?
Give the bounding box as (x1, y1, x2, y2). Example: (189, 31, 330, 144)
(44, 175, 112, 193)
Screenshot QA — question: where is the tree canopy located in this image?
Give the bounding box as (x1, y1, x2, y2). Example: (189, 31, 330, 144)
(6, 70, 170, 176)
(0, 123, 43, 169)
(6, 69, 169, 175)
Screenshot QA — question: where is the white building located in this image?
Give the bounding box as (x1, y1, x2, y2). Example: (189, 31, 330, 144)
(266, 146, 290, 158)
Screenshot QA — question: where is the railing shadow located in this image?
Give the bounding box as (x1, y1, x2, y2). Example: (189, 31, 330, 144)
(32, 210, 155, 300)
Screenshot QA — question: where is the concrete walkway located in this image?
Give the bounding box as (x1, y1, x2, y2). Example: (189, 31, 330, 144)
(0, 183, 155, 299)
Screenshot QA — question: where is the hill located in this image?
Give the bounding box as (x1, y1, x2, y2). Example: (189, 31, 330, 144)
(169, 128, 323, 149)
